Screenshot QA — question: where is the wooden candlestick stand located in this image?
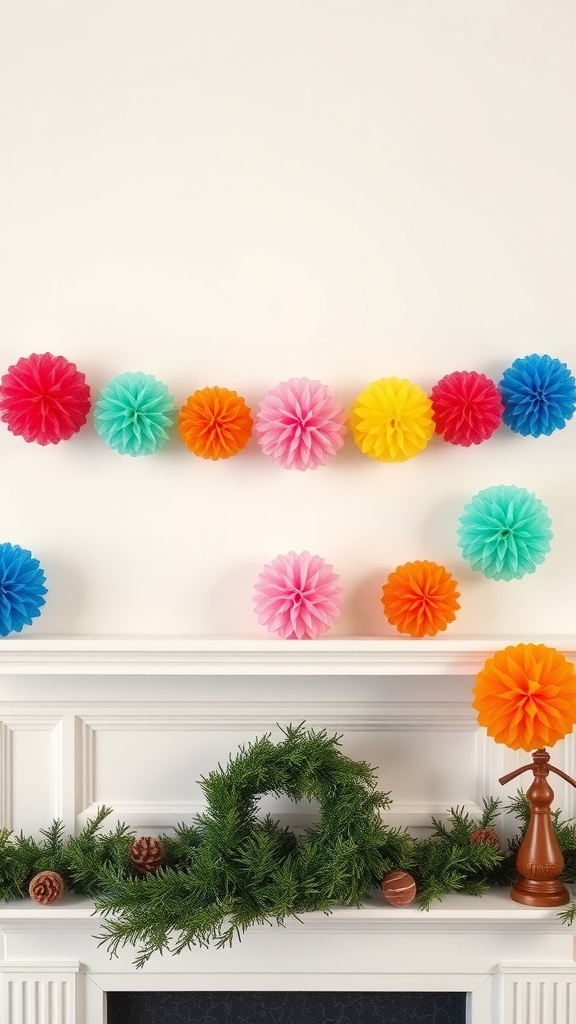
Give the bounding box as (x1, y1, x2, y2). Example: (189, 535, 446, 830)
(499, 748, 576, 907)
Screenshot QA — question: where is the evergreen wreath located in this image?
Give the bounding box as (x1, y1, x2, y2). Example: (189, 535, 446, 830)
(2, 725, 576, 969)
(97, 724, 401, 965)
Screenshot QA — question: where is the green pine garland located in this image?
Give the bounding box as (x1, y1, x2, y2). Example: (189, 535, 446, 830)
(0, 808, 134, 902)
(1, 723, 576, 968)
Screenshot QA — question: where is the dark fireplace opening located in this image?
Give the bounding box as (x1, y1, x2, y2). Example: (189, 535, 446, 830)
(108, 991, 467, 1023)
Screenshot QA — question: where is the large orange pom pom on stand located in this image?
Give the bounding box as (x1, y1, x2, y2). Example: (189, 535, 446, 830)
(474, 644, 576, 907)
(473, 644, 576, 752)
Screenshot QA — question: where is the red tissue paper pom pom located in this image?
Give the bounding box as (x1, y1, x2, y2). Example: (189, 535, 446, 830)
(0, 353, 91, 445)
(430, 370, 503, 447)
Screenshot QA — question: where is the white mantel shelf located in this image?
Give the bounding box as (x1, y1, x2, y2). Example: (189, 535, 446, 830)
(0, 888, 572, 934)
(1, 636, 576, 676)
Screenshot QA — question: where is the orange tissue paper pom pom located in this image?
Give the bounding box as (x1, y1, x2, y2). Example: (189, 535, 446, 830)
(381, 560, 460, 638)
(473, 644, 576, 752)
(179, 387, 253, 459)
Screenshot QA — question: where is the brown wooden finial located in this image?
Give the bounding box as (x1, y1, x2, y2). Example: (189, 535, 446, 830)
(499, 749, 576, 907)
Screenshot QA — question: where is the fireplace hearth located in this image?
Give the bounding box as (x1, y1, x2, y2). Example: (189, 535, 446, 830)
(108, 991, 466, 1023)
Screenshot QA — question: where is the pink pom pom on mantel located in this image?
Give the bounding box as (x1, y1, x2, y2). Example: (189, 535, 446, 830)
(255, 377, 346, 470)
(253, 551, 343, 639)
(430, 370, 503, 447)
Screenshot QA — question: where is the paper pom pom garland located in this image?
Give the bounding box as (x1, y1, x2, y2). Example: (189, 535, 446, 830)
(350, 377, 435, 462)
(430, 370, 503, 446)
(0, 353, 91, 445)
(381, 560, 460, 637)
(255, 378, 346, 470)
(499, 354, 576, 437)
(94, 372, 176, 456)
(473, 643, 576, 751)
(0, 543, 47, 637)
(179, 386, 253, 459)
(458, 484, 553, 581)
(253, 551, 343, 639)
(2, 355, 574, 457)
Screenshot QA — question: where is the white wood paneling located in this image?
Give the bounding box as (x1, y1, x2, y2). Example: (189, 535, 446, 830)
(1, 653, 575, 836)
(498, 963, 576, 1024)
(0, 719, 64, 833)
(0, 963, 79, 1024)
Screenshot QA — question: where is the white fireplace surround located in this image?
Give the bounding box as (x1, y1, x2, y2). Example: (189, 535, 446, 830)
(1, 637, 576, 1024)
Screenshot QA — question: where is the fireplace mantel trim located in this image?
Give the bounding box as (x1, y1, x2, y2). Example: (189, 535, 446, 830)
(1, 635, 576, 676)
(0, 888, 572, 934)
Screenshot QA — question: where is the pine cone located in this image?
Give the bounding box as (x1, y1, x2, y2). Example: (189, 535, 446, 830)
(130, 836, 166, 874)
(470, 827, 501, 850)
(28, 870, 65, 905)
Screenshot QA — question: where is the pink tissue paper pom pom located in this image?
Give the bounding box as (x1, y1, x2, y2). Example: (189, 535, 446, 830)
(253, 551, 343, 639)
(430, 370, 503, 446)
(0, 353, 91, 445)
(255, 378, 346, 470)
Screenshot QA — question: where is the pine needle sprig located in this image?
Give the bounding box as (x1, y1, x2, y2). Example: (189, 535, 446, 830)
(558, 898, 576, 926)
(160, 822, 202, 869)
(505, 789, 531, 826)
(63, 809, 135, 896)
(0, 829, 44, 899)
(414, 799, 506, 908)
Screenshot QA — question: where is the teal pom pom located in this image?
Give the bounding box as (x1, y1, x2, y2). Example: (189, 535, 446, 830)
(94, 372, 176, 456)
(458, 484, 553, 581)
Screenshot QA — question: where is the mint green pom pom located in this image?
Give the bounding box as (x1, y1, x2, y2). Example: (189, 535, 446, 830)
(458, 484, 553, 581)
(94, 372, 176, 456)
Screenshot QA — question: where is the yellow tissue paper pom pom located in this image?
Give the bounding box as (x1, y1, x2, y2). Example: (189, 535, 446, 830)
(350, 377, 435, 462)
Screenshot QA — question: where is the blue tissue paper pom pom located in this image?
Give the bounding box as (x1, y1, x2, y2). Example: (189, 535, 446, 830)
(458, 484, 553, 581)
(499, 354, 576, 437)
(0, 543, 47, 636)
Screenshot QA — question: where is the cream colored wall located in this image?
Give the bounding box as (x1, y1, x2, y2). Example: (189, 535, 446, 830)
(1, 0, 574, 638)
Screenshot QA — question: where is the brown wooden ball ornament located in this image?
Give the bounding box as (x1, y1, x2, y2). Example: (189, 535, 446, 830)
(381, 870, 417, 906)
(28, 870, 65, 905)
(130, 836, 166, 874)
(470, 827, 501, 850)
